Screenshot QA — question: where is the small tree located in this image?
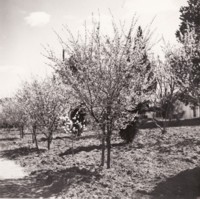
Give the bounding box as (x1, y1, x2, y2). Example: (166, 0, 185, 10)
(35, 77, 71, 149)
(47, 18, 155, 168)
(16, 77, 71, 150)
(16, 80, 41, 149)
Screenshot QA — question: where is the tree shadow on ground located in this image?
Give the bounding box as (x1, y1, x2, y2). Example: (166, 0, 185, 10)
(174, 138, 197, 148)
(53, 136, 71, 140)
(53, 134, 99, 141)
(0, 166, 101, 198)
(141, 118, 200, 129)
(59, 142, 127, 157)
(150, 167, 200, 199)
(156, 138, 197, 154)
(0, 137, 19, 142)
(76, 134, 100, 140)
(0, 147, 46, 160)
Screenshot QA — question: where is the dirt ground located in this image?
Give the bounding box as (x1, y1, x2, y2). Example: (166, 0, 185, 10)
(0, 126, 200, 198)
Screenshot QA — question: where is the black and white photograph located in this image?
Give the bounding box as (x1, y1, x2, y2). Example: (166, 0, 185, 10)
(1, 0, 200, 198)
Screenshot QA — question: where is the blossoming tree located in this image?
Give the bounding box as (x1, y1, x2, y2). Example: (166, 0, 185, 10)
(47, 18, 156, 168)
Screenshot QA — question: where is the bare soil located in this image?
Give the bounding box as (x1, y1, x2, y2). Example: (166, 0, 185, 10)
(0, 126, 200, 198)
(0, 158, 27, 179)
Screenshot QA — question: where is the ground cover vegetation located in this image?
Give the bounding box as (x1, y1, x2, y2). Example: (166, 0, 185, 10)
(0, 0, 200, 197)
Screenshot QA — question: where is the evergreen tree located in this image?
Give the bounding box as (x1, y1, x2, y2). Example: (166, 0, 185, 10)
(176, 0, 200, 42)
(132, 26, 155, 93)
(133, 26, 151, 71)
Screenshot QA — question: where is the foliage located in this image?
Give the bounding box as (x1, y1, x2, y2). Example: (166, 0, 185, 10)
(174, 0, 200, 105)
(165, 30, 200, 106)
(176, 0, 200, 42)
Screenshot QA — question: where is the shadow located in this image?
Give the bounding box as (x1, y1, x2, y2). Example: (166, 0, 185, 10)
(1, 147, 46, 160)
(54, 136, 71, 140)
(76, 134, 99, 140)
(150, 167, 200, 199)
(53, 134, 99, 141)
(156, 138, 197, 154)
(141, 117, 200, 129)
(0, 166, 101, 198)
(59, 145, 102, 157)
(0, 137, 19, 142)
(40, 136, 73, 142)
(175, 138, 197, 148)
(59, 142, 126, 157)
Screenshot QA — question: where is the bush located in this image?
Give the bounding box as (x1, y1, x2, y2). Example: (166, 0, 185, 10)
(119, 117, 140, 143)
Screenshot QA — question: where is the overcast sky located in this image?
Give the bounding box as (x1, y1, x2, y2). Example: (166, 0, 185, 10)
(0, 0, 187, 98)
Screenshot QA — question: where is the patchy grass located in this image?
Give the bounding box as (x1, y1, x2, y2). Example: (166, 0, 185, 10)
(0, 126, 200, 198)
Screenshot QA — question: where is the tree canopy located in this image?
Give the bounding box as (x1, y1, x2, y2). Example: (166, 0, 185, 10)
(176, 0, 200, 42)
(47, 19, 156, 168)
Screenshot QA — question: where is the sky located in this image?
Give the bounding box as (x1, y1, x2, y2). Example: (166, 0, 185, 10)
(0, 0, 188, 98)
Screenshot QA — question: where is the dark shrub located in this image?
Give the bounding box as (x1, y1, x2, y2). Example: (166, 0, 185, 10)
(119, 118, 140, 143)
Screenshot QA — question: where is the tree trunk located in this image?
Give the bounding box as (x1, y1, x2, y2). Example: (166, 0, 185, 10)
(32, 125, 38, 149)
(106, 120, 112, 169)
(20, 126, 24, 139)
(32, 125, 35, 143)
(22, 126, 24, 138)
(32, 131, 35, 143)
(163, 103, 169, 133)
(105, 105, 112, 169)
(47, 138, 51, 150)
(71, 136, 74, 156)
(47, 132, 53, 150)
(106, 131, 111, 169)
(101, 124, 106, 166)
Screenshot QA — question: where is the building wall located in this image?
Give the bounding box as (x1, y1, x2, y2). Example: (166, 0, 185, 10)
(181, 104, 200, 119)
(146, 101, 200, 120)
(169, 101, 200, 120)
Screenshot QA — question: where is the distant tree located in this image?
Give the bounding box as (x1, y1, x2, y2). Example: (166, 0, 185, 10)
(153, 55, 185, 130)
(16, 77, 71, 150)
(132, 26, 154, 94)
(0, 98, 16, 130)
(176, 0, 200, 42)
(0, 98, 26, 137)
(47, 18, 155, 168)
(12, 99, 27, 138)
(165, 30, 200, 108)
(16, 80, 41, 149)
(37, 78, 72, 149)
(174, 0, 200, 109)
(133, 26, 151, 69)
